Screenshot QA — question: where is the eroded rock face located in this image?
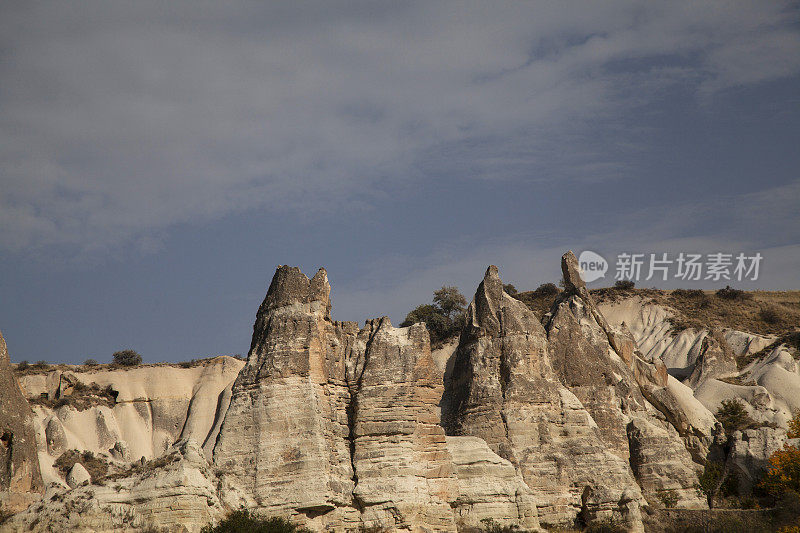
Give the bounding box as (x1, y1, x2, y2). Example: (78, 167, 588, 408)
(447, 436, 539, 531)
(627, 418, 705, 508)
(686, 332, 738, 387)
(213, 267, 359, 528)
(546, 253, 705, 510)
(350, 318, 458, 531)
(213, 267, 469, 531)
(0, 329, 43, 514)
(446, 264, 644, 528)
(4, 439, 224, 533)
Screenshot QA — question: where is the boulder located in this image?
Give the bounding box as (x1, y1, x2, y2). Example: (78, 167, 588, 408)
(65, 463, 90, 488)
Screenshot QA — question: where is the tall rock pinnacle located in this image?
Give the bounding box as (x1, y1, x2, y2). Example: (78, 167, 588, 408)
(0, 329, 43, 514)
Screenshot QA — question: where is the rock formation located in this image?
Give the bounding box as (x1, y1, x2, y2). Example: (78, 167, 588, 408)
(545, 253, 705, 511)
(0, 329, 42, 515)
(446, 264, 643, 528)
(5, 253, 799, 532)
(212, 267, 360, 528)
(4, 439, 224, 532)
(213, 267, 468, 531)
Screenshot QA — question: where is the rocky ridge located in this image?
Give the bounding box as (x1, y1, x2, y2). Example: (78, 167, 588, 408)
(3, 254, 798, 532)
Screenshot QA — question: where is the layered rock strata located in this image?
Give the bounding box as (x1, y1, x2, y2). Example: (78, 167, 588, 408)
(446, 264, 646, 528)
(213, 267, 479, 531)
(0, 329, 42, 514)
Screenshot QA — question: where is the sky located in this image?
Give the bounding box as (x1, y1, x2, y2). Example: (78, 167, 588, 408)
(1, 1, 799, 364)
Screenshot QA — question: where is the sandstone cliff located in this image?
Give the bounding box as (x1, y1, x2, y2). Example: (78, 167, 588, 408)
(4, 255, 799, 532)
(0, 329, 42, 516)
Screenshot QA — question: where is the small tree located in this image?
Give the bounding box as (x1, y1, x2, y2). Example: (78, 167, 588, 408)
(401, 286, 467, 345)
(716, 399, 756, 435)
(614, 280, 635, 290)
(17, 360, 29, 371)
(760, 444, 800, 496)
(532, 282, 560, 297)
(502, 283, 518, 296)
(112, 350, 142, 367)
(83, 359, 99, 367)
(432, 286, 467, 320)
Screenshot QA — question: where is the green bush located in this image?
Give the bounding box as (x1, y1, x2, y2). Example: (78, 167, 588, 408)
(83, 359, 99, 366)
(716, 399, 757, 435)
(16, 360, 29, 371)
(614, 280, 635, 290)
(201, 510, 310, 533)
(532, 283, 560, 297)
(112, 350, 142, 366)
(400, 286, 467, 345)
(503, 283, 518, 296)
(673, 288, 706, 298)
(658, 489, 679, 508)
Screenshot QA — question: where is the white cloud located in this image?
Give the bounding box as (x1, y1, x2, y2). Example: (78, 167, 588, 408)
(1, 1, 799, 253)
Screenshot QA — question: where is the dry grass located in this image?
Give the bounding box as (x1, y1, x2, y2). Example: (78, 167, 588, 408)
(29, 382, 117, 411)
(14, 356, 238, 376)
(54, 449, 109, 483)
(588, 289, 800, 337)
(515, 286, 799, 346)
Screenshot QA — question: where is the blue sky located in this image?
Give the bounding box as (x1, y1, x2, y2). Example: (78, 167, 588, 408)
(1, 1, 799, 363)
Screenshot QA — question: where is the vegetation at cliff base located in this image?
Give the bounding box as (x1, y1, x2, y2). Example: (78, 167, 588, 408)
(201, 510, 310, 533)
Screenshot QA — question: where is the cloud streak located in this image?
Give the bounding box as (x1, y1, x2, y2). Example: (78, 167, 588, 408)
(2, 1, 799, 253)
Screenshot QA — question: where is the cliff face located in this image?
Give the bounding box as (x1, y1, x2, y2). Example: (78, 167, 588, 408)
(5, 255, 798, 532)
(0, 329, 42, 515)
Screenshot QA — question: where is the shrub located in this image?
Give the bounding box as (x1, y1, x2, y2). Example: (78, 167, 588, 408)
(34, 360, 49, 369)
(716, 399, 757, 435)
(716, 285, 751, 300)
(760, 443, 800, 496)
(502, 283, 518, 296)
(400, 286, 467, 345)
(658, 489, 679, 508)
(477, 518, 525, 532)
(532, 282, 560, 297)
(17, 360, 29, 371)
(112, 350, 142, 366)
(673, 288, 706, 298)
(54, 449, 108, 482)
(760, 306, 782, 325)
(201, 510, 310, 533)
(614, 280, 635, 290)
(83, 359, 99, 366)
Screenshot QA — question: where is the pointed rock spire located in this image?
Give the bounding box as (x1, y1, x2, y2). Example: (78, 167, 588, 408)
(561, 250, 585, 293)
(260, 265, 331, 316)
